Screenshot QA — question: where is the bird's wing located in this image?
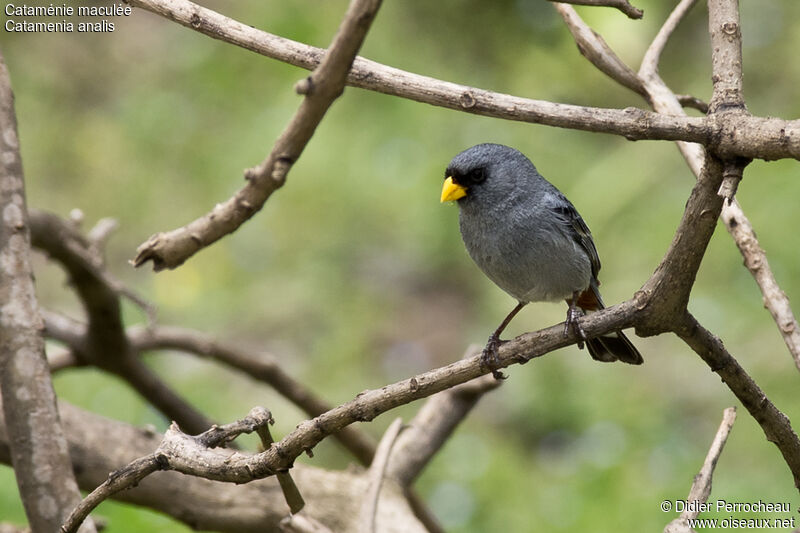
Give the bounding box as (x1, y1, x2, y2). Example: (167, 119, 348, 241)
(547, 195, 601, 280)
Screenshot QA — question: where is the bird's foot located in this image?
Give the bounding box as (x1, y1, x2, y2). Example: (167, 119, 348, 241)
(480, 334, 507, 380)
(564, 305, 587, 350)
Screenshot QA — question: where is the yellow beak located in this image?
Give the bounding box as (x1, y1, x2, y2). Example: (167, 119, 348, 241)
(440, 177, 468, 203)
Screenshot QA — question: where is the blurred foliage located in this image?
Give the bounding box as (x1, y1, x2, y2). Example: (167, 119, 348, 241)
(2, 0, 800, 531)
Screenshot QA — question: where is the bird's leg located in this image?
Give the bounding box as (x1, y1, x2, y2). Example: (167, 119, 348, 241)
(481, 301, 526, 380)
(564, 290, 587, 349)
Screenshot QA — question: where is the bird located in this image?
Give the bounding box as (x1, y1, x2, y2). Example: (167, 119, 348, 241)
(440, 143, 642, 377)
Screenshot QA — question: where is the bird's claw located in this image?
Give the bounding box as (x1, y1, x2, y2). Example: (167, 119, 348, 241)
(564, 305, 587, 350)
(480, 334, 507, 380)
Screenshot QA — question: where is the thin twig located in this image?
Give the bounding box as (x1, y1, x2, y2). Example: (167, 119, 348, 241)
(132, 0, 384, 271)
(684, 407, 737, 512)
(554, 3, 646, 95)
(360, 418, 404, 533)
(548, 0, 643, 19)
(60, 454, 164, 533)
(675, 94, 709, 114)
(664, 407, 737, 533)
(720, 209, 800, 370)
(253, 407, 306, 514)
(640, 0, 699, 78)
(61, 407, 275, 533)
(131, 324, 441, 533)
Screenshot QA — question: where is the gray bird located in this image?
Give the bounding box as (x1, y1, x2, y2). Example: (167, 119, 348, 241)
(441, 143, 642, 376)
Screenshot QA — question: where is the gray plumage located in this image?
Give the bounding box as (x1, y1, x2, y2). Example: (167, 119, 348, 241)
(445, 143, 642, 365)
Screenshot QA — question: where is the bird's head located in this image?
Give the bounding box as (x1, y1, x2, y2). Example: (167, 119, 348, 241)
(440, 143, 537, 205)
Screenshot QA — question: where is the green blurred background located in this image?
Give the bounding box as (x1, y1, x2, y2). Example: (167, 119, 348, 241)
(2, 0, 800, 530)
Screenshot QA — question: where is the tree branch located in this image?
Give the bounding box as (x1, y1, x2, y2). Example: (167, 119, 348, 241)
(560, 0, 800, 372)
(71, 151, 800, 496)
(664, 407, 737, 533)
(128, 324, 379, 464)
(719, 209, 800, 370)
(0, 52, 96, 533)
(129, 324, 444, 533)
(0, 397, 426, 533)
(640, 0, 699, 79)
(549, 0, 643, 19)
(30, 210, 218, 434)
(121, 0, 800, 165)
(386, 347, 501, 487)
(63, 304, 639, 486)
(708, 0, 745, 113)
(676, 314, 800, 488)
(636, 155, 725, 334)
(131, 0, 384, 271)
(554, 3, 646, 96)
(61, 407, 276, 533)
(359, 418, 404, 533)
(252, 407, 306, 515)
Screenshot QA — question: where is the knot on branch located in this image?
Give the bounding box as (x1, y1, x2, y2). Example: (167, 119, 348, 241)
(459, 91, 476, 109)
(721, 21, 740, 41)
(295, 76, 314, 95)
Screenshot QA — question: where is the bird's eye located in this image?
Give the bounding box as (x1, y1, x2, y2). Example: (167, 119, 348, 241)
(467, 168, 486, 185)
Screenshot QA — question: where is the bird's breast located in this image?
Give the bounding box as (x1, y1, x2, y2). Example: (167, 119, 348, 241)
(458, 205, 591, 303)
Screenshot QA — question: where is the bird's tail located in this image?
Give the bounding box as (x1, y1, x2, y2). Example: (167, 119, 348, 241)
(574, 283, 643, 365)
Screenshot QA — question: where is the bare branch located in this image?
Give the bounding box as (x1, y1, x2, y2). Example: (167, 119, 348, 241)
(640, 0, 699, 78)
(62, 407, 276, 533)
(708, 0, 746, 113)
(548, 0, 643, 19)
(564, 1, 800, 373)
(685, 407, 737, 512)
(0, 53, 96, 533)
(0, 398, 425, 533)
(30, 211, 217, 434)
(61, 454, 164, 533)
(42, 308, 89, 354)
(720, 210, 800, 369)
(554, 4, 646, 95)
(47, 346, 81, 372)
(123, 0, 800, 164)
(677, 314, 800, 488)
(675, 94, 709, 114)
(128, 324, 442, 532)
(643, 2, 800, 368)
(253, 407, 306, 515)
(67, 146, 800, 496)
(636, 155, 726, 334)
(386, 347, 501, 487)
(360, 418, 404, 533)
(128, 324, 378, 464)
(132, 0, 384, 271)
(664, 407, 737, 533)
